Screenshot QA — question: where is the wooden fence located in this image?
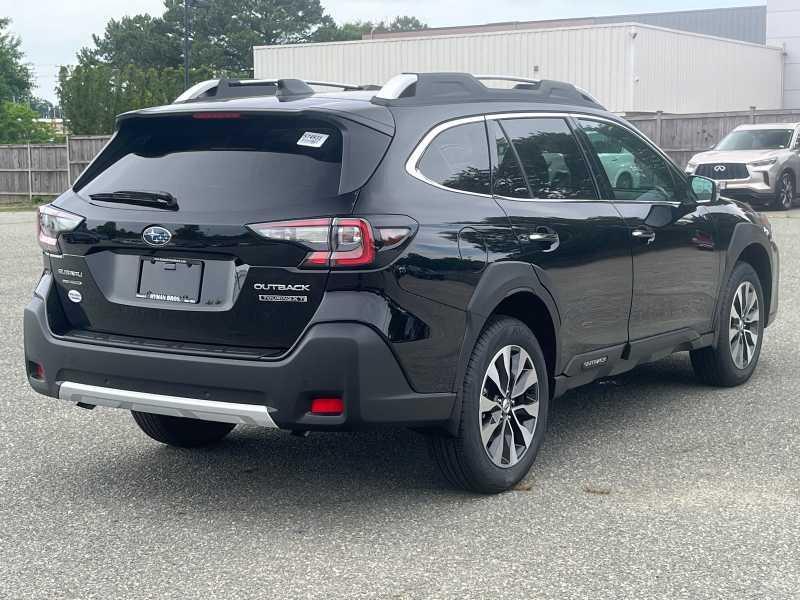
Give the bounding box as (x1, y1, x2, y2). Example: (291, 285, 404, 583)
(627, 108, 800, 169)
(2, 108, 800, 204)
(0, 136, 111, 204)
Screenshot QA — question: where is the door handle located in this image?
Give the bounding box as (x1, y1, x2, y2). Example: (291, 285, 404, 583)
(527, 231, 560, 252)
(631, 228, 656, 244)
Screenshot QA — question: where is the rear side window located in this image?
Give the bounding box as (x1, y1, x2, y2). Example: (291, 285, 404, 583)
(500, 118, 598, 200)
(75, 115, 345, 210)
(417, 122, 491, 194)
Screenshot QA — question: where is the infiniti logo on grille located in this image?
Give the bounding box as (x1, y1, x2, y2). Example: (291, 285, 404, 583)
(714, 165, 727, 172)
(142, 226, 172, 246)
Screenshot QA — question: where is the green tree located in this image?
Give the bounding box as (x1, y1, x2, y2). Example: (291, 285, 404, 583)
(83, 14, 182, 69)
(162, 0, 329, 74)
(58, 2, 427, 131)
(0, 101, 60, 143)
(383, 16, 427, 33)
(312, 15, 427, 42)
(0, 18, 33, 102)
(58, 63, 217, 134)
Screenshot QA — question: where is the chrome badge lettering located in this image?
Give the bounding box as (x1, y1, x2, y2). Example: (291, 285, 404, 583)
(254, 283, 310, 292)
(254, 283, 310, 303)
(57, 268, 83, 278)
(582, 356, 608, 370)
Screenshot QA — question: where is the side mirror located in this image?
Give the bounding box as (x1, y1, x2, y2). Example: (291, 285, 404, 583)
(689, 175, 718, 204)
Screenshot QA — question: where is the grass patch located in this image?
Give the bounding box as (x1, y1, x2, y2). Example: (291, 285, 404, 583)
(0, 197, 49, 212)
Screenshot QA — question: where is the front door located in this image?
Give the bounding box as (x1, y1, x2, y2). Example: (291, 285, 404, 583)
(489, 116, 633, 369)
(576, 118, 720, 341)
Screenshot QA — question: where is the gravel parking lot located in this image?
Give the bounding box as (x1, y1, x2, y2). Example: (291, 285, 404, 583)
(1, 209, 798, 599)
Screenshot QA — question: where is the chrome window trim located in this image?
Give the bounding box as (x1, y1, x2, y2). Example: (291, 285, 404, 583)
(405, 115, 493, 198)
(406, 110, 690, 205)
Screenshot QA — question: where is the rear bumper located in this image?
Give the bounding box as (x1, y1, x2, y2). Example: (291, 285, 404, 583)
(24, 278, 455, 431)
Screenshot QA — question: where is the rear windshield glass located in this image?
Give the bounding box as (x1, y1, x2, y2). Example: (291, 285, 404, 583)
(76, 115, 343, 209)
(716, 129, 794, 151)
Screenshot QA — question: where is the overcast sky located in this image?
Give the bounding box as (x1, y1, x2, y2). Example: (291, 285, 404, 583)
(9, 0, 759, 102)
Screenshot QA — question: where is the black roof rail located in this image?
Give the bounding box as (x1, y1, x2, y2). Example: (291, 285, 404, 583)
(173, 78, 379, 104)
(371, 73, 604, 109)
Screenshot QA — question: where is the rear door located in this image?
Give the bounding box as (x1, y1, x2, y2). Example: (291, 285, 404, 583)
(576, 117, 720, 341)
(50, 112, 391, 354)
(489, 115, 632, 369)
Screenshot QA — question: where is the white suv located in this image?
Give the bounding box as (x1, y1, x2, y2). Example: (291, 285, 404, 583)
(686, 123, 800, 210)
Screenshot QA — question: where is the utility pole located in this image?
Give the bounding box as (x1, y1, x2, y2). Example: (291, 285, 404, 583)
(183, 0, 191, 90)
(182, 0, 208, 90)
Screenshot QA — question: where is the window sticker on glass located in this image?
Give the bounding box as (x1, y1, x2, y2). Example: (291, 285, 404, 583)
(297, 132, 330, 148)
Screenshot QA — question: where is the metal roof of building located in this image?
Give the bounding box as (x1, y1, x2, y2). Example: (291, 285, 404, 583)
(365, 6, 767, 45)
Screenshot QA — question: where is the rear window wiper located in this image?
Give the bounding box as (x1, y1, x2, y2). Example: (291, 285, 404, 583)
(89, 190, 179, 211)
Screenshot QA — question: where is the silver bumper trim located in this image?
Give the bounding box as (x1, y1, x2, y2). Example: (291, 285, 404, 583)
(58, 381, 278, 428)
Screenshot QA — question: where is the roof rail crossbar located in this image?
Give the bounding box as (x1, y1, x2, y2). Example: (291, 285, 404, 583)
(304, 80, 379, 91)
(473, 74, 541, 85)
(371, 72, 604, 109)
(173, 78, 377, 103)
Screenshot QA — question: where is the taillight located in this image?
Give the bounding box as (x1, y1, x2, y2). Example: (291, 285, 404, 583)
(37, 204, 84, 253)
(330, 218, 375, 267)
(247, 217, 387, 269)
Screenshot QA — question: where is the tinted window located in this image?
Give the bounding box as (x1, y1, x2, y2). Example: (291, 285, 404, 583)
(489, 121, 529, 199)
(418, 122, 491, 194)
(77, 115, 343, 210)
(500, 118, 597, 200)
(716, 129, 794, 151)
(578, 119, 678, 203)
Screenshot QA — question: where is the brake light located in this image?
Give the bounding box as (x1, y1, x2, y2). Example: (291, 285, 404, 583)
(37, 204, 84, 253)
(192, 112, 241, 119)
(246, 217, 379, 269)
(330, 218, 375, 267)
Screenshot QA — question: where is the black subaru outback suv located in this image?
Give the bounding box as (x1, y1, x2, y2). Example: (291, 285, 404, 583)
(24, 74, 779, 493)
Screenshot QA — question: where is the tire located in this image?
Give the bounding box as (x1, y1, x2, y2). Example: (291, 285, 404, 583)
(131, 411, 236, 448)
(690, 262, 765, 387)
(616, 172, 634, 190)
(429, 316, 549, 494)
(774, 171, 794, 210)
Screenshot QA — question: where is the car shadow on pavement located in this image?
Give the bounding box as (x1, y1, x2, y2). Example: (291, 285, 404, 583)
(66, 354, 703, 510)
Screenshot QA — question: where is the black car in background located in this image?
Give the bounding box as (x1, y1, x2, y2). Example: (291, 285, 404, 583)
(24, 74, 779, 493)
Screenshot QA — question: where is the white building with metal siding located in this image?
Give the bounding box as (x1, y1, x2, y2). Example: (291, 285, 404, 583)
(254, 23, 783, 114)
(768, 0, 800, 109)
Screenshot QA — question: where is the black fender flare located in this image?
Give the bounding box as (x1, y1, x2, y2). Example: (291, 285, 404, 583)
(712, 221, 775, 347)
(443, 261, 561, 434)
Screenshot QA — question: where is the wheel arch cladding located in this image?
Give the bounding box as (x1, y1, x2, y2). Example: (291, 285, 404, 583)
(490, 293, 557, 390)
(737, 242, 772, 318)
(453, 263, 560, 412)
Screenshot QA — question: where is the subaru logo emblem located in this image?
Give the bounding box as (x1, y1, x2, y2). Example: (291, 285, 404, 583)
(142, 226, 172, 246)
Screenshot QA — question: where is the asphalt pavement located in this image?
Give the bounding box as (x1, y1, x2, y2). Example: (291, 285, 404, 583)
(1, 208, 798, 599)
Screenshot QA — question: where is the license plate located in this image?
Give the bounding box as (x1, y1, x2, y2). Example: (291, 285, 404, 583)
(137, 257, 203, 304)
